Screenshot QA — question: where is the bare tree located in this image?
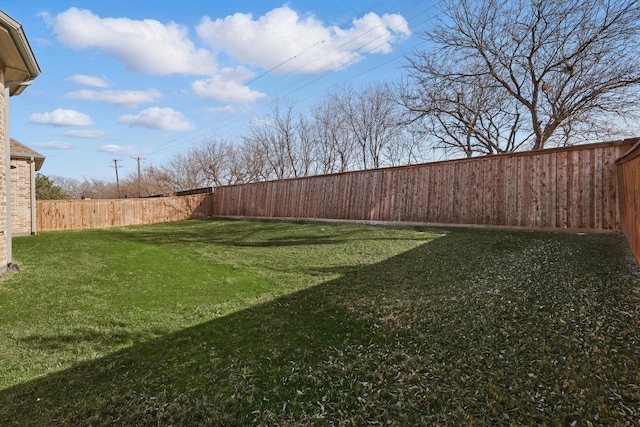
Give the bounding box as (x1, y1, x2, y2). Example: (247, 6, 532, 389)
(78, 178, 119, 199)
(332, 84, 403, 169)
(246, 101, 313, 180)
(310, 97, 356, 174)
(118, 169, 167, 197)
(404, 0, 640, 154)
(383, 124, 432, 166)
(399, 69, 531, 157)
(149, 150, 210, 193)
(295, 115, 319, 177)
(192, 137, 235, 187)
(235, 137, 272, 183)
(51, 176, 84, 199)
(224, 145, 252, 185)
(144, 167, 179, 195)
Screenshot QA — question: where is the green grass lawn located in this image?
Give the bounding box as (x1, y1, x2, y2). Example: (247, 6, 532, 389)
(0, 219, 638, 425)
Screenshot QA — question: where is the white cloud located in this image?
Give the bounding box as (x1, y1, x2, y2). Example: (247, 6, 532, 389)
(35, 37, 53, 47)
(97, 144, 144, 155)
(68, 74, 110, 88)
(118, 107, 195, 131)
(192, 67, 266, 103)
(29, 109, 93, 127)
(51, 8, 217, 75)
(65, 89, 162, 108)
(204, 105, 235, 114)
(32, 141, 73, 150)
(196, 7, 410, 74)
(64, 129, 109, 139)
(359, 13, 411, 53)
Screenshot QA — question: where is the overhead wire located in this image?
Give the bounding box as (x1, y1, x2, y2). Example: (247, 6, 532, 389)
(268, 0, 438, 98)
(146, 0, 445, 161)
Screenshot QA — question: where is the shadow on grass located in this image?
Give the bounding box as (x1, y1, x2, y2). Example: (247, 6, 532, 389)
(115, 218, 431, 248)
(1, 228, 638, 426)
(15, 327, 169, 352)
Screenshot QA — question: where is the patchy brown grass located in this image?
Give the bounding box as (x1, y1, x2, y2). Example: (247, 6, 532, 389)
(0, 220, 638, 425)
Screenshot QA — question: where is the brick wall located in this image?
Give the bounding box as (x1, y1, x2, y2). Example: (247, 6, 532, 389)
(0, 72, 8, 272)
(10, 158, 33, 235)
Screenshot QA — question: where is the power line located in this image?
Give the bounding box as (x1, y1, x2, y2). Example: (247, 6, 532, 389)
(147, 1, 445, 160)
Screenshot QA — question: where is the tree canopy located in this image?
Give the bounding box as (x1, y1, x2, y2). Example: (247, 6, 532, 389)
(401, 0, 640, 157)
(36, 173, 68, 200)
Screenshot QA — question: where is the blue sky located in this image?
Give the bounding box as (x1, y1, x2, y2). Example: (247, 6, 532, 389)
(4, 1, 436, 181)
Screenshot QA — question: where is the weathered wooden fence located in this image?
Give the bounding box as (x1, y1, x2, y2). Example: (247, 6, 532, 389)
(616, 140, 640, 262)
(212, 139, 636, 231)
(37, 194, 213, 231)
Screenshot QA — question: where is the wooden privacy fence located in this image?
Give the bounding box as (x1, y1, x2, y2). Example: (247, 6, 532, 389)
(37, 194, 213, 231)
(616, 140, 640, 262)
(34, 138, 640, 263)
(212, 139, 636, 231)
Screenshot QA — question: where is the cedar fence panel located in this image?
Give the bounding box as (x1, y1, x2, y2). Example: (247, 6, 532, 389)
(37, 194, 213, 231)
(616, 140, 640, 263)
(212, 139, 637, 231)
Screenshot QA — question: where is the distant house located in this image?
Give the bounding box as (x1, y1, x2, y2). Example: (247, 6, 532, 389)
(1, 10, 41, 272)
(10, 138, 44, 235)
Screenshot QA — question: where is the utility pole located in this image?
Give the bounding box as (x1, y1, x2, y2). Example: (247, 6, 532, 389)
(132, 156, 146, 198)
(111, 159, 122, 198)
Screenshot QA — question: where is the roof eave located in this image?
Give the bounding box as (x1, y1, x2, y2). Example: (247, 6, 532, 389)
(0, 10, 41, 96)
(11, 154, 45, 171)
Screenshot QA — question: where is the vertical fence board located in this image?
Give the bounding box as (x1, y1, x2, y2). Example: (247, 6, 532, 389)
(439, 164, 450, 223)
(545, 152, 557, 228)
(503, 157, 515, 227)
(419, 167, 430, 223)
(534, 154, 544, 227)
(496, 157, 506, 225)
(603, 145, 618, 229)
(557, 150, 569, 228)
(513, 156, 523, 226)
(593, 147, 604, 229)
(426, 165, 438, 222)
(428, 166, 437, 222)
(588, 148, 597, 229)
(479, 160, 488, 225)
